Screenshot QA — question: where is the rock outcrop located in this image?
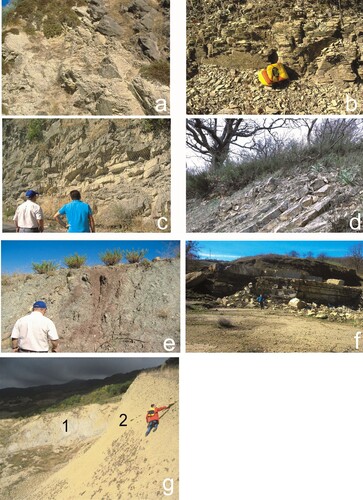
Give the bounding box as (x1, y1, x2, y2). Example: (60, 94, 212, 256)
(3, 119, 170, 232)
(187, 0, 363, 114)
(186, 255, 363, 309)
(2, 259, 180, 352)
(187, 163, 363, 233)
(2, 0, 170, 115)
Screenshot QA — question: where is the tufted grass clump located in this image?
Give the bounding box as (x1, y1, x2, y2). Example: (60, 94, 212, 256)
(32, 260, 59, 274)
(125, 249, 147, 263)
(64, 253, 87, 269)
(99, 249, 123, 266)
(140, 61, 170, 86)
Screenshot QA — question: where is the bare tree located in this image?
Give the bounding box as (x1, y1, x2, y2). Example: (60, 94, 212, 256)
(288, 250, 299, 258)
(347, 243, 363, 273)
(310, 118, 363, 155)
(186, 241, 201, 260)
(186, 118, 291, 170)
(317, 252, 328, 262)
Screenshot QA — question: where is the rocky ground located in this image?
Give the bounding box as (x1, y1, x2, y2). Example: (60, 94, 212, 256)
(187, 0, 363, 114)
(187, 163, 363, 233)
(186, 308, 360, 352)
(0, 367, 179, 499)
(2, 0, 170, 115)
(2, 259, 180, 353)
(3, 119, 170, 232)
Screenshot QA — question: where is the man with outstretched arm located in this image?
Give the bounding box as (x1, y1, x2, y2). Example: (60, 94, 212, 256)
(145, 403, 173, 437)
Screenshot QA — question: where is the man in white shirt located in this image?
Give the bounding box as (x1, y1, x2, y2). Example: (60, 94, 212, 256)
(11, 301, 59, 353)
(13, 189, 44, 233)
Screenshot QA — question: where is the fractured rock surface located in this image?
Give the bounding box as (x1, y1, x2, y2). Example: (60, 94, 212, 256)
(187, 164, 363, 233)
(2, 0, 170, 115)
(3, 119, 170, 232)
(187, 0, 363, 114)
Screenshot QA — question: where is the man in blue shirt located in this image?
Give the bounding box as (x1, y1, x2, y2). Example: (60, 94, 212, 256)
(53, 190, 95, 233)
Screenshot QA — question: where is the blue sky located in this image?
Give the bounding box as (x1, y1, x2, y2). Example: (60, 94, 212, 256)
(2, 0, 12, 7)
(2, 240, 179, 274)
(194, 241, 361, 261)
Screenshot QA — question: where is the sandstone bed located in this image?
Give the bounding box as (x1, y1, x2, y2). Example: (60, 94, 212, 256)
(187, 163, 363, 233)
(3, 119, 170, 232)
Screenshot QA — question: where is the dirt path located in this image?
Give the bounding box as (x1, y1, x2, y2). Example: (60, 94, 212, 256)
(187, 308, 361, 353)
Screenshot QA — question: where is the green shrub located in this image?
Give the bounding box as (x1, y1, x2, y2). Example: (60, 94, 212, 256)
(32, 260, 59, 274)
(3, 0, 86, 36)
(43, 17, 63, 38)
(99, 249, 123, 266)
(125, 249, 147, 263)
(140, 119, 171, 134)
(140, 61, 170, 86)
(64, 253, 86, 269)
(186, 170, 214, 198)
(27, 119, 45, 142)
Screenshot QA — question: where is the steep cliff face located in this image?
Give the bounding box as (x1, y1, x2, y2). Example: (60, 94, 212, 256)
(187, 0, 363, 114)
(2, 119, 170, 232)
(2, 259, 180, 352)
(2, 0, 170, 115)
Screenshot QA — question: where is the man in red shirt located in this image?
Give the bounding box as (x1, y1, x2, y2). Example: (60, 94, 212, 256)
(145, 403, 170, 436)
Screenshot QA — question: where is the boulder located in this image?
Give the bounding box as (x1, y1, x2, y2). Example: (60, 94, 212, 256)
(288, 298, 306, 310)
(186, 271, 207, 289)
(326, 279, 345, 286)
(97, 16, 123, 37)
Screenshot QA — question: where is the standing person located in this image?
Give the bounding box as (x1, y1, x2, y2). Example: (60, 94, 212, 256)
(53, 190, 95, 233)
(257, 294, 266, 309)
(13, 189, 44, 233)
(11, 301, 59, 353)
(145, 403, 171, 437)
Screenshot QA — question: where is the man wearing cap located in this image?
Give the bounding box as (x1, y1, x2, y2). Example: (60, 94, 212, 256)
(53, 190, 95, 233)
(11, 301, 59, 353)
(13, 190, 44, 233)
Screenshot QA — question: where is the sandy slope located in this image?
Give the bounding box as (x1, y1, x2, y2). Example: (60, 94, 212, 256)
(19, 368, 179, 499)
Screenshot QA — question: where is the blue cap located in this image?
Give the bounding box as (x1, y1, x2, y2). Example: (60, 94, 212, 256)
(26, 190, 39, 198)
(33, 301, 47, 309)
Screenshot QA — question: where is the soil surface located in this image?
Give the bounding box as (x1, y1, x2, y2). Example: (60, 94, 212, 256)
(187, 308, 359, 353)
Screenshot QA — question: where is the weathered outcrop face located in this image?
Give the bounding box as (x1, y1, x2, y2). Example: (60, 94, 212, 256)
(187, 165, 363, 234)
(2, 0, 170, 115)
(2, 119, 170, 232)
(2, 259, 180, 352)
(186, 255, 362, 307)
(187, 0, 363, 114)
